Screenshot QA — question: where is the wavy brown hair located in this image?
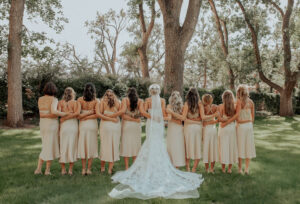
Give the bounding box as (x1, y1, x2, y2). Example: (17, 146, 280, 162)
(186, 88, 199, 114)
(62, 87, 76, 102)
(127, 88, 138, 111)
(236, 85, 249, 108)
(104, 89, 117, 108)
(169, 91, 183, 114)
(222, 90, 235, 117)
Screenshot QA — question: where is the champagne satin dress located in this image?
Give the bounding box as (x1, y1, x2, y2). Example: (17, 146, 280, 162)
(236, 101, 256, 159)
(77, 97, 99, 159)
(58, 100, 79, 163)
(184, 111, 202, 160)
(120, 108, 142, 157)
(100, 107, 121, 162)
(38, 96, 61, 161)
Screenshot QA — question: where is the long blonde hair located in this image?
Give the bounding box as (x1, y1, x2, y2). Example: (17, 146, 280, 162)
(103, 89, 118, 108)
(236, 85, 249, 108)
(202, 94, 213, 114)
(222, 90, 235, 117)
(169, 91, 183, 114)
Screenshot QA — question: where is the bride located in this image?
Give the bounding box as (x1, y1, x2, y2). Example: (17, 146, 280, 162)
(109, 84, 204, 199)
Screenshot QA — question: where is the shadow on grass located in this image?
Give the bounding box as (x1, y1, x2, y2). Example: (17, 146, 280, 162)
(0, 116, 299, 204)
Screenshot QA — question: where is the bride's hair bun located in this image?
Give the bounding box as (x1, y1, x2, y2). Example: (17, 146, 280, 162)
(149, 84, 161, 96)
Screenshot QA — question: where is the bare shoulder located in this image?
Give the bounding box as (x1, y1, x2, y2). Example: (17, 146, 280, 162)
(77, 97, 83, 103)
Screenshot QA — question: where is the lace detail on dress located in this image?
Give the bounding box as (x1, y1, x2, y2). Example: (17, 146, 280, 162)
(109, 94, 203, 199)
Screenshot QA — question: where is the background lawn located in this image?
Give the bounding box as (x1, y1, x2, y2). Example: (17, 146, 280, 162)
(0, 116, 300, 204)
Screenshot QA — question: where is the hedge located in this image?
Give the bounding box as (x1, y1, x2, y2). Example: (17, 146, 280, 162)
(0, 73, 299, 118)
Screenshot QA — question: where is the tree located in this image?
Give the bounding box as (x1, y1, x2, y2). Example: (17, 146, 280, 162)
(86, 9, 126, 75)
(128, 0, 156, 78)
(2, 0, 67, 127)
(6, 0, 25, 127)
(158, 0, 202, 96)
(236, 0, 300, 116)
(208, 0, 235, 89)
(121, 21, 165, 78)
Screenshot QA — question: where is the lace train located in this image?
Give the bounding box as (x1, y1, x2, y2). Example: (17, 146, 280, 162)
(109, 95, 204, 199)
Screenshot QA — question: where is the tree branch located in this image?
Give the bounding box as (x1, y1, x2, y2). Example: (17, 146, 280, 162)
(236, 0, 283, 92)
(180, 0, 202, 50)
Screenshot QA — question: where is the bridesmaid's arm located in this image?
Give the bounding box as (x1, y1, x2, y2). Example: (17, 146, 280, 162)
(185, 119, 202, 125)
(166, 105, 185, 121)
(105, 99, 127, 118)
(139, 100, 151, 119)
(61, 102, 81, 122)
(96, 100, 118, 122)
(251, 100, 255, 123)
(51, 98, 67, 117)
(122, 114, 140, 122)
(221, 101, 241, 128)
(199, 103, 218, 120)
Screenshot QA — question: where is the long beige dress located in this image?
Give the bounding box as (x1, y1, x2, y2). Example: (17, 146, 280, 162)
(120, 108, 141, 157)
(218, 115, 238, 164)
(202, 117, 218, 163)
(237, 101, 256, 159)
(184, 111, 202, 160)
(77, 97, 99, 159)
(100, 109, 121, 162)
(59, 100, 78, 163)
(38, 96, 60, 161)
(167, 119, 185, 167)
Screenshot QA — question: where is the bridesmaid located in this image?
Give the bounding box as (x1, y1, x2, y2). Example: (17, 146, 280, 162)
(218, 90, 241, 174)
(58, 87, 80, 175)
(118, 88, 149, 170)
(34, 82, 68, 175)
(77, 83, 99, 175)
(236, 85, 256, 174)
(165, 91, 186, 168)
(202, 94, 219, 173)
(97, 89, 122, 174)
(181, 88, 217, 172)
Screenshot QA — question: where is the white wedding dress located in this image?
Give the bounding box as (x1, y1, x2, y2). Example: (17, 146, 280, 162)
(109, 94, 204, 199)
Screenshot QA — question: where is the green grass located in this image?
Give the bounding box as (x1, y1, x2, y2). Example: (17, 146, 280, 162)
(0, 116, 300, 204)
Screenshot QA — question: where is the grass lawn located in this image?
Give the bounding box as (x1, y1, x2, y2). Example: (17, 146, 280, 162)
(0, 116, 300, 204)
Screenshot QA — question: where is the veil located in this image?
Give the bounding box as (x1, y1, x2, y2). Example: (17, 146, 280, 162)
(108, 84, 203, 199)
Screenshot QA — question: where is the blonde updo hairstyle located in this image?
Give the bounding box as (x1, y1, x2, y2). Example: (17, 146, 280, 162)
(168, 91, 183, 114)
(63, 87, 76, 102)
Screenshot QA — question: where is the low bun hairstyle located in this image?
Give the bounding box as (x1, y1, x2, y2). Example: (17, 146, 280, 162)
(127, 88, 138, 112)
(63, 87, 76, 102)
(186, 88, 199, 114)
(83, 83, 96, 102)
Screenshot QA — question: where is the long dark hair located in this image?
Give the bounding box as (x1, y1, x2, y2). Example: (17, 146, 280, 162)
(127, 88, 138, 111)
(83, 83, 96, 102)
(186, 88, 199, 114)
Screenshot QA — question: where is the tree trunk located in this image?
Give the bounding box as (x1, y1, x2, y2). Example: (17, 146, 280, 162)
(279, 89, 294, 116)
(228, 66, 235, 90)
(138, 46, 150, 78)
(203, 60, 207, 89)
(158, 0, 202, 96)
(164, 30, 184, 96)
(236, 0, 298, 116)
(6, 0, 25, 127)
